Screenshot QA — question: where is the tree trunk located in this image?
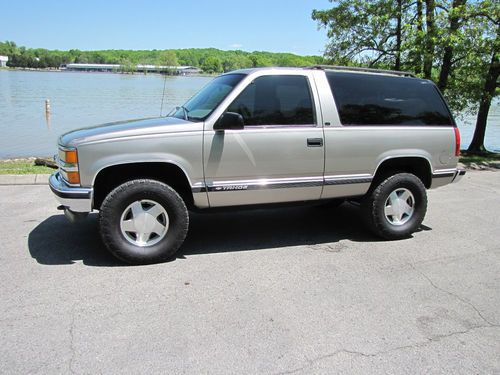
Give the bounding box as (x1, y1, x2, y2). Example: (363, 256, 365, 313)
(414, 0, 423, 75)
(467, 49, 499, 153)
(437, 0, 465, 92)
(394, 0, 402, 71)
(423, 0, 435, 79)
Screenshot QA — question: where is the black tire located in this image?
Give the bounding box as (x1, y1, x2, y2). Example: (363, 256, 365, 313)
(361, 173, 427, 240)
(99, 179, 189, 264)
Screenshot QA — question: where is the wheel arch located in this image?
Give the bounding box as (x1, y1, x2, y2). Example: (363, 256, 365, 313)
(372, 156, 433, 189)
(92, 162, 194, 210)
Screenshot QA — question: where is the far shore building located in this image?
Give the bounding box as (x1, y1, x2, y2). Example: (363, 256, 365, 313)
(62, 63, 201, 75)
(0, 55, 8, 67)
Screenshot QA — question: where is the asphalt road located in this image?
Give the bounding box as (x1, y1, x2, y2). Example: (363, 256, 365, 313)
(1, 171, 499, 374)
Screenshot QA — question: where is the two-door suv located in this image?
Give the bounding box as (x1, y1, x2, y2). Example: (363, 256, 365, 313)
(50, 66, 465, 264)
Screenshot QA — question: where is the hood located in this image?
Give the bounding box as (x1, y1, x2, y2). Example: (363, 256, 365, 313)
(59, 117, 195, 148)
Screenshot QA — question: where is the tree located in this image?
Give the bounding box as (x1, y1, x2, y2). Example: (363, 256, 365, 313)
(312, 0, 409, 68)
(437, 0, 467, 92)
(158, 50, 179, 74)
(468, 25, 499, 153)
(422, 0, 436, 78)
(201, 56, 222, 73)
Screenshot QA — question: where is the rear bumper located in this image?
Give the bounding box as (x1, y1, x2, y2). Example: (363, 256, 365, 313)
(49, 172, 93, 212)
(431, 168, 466, 189)
(452, 169, 466, 183)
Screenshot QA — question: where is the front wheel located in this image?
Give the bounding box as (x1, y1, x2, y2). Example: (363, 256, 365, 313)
(361, 173, 427, 240)
(99, 179, 189, 264)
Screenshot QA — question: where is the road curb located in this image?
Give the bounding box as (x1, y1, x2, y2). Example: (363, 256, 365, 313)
(0, 174, 50, 185)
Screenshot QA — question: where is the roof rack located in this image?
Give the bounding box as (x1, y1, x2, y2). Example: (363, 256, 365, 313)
(307, 65, 416, 78)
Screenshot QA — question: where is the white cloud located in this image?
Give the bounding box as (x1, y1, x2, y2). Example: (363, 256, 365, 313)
(229, 43, 243, 49)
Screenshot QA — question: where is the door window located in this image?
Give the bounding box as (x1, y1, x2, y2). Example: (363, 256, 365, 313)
(226, 75, 315, 126)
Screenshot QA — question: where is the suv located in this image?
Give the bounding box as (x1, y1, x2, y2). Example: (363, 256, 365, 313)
(49, 66, 465, 264)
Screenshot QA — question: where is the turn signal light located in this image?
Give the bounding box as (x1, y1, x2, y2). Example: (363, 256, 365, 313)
(64, 149, 78, 164)
(66, 171, 80, 185)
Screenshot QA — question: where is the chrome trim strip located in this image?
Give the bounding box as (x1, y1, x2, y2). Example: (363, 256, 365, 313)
(432, 168, 457, 179)
(57, 157, 79, 172)
(199, 174, 373, 192)
(191, 182, 207, 193)
(208, 177, 323, 192)
(57, 145, 77, 152)
(324, 174, 373, 185)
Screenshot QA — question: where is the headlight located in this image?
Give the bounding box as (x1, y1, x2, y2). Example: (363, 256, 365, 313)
(58, 146, 80, 185)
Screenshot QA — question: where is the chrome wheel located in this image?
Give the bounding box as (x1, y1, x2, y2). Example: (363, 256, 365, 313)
(120, 200, 169, 247)
(384, 188, 415, 226)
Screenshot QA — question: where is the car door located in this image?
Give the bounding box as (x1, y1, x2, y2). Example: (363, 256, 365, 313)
(203, 72, 325, 207)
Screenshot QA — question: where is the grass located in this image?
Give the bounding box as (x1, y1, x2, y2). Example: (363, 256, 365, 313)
(0, 159, 55, 175)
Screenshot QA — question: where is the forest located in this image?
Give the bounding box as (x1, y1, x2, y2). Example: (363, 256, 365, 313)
(0, 42, 324, 74)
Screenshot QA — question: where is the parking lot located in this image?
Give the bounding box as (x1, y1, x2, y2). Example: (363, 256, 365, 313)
(1, 171, 499, 374)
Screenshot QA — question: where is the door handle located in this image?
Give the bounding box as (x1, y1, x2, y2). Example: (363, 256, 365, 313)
(307, 138, 323, 147)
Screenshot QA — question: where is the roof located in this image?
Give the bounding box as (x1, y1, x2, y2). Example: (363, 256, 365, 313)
(226, 66, 416, 78)
(0, 55, 8, 62)
(310, 65, 416, 77)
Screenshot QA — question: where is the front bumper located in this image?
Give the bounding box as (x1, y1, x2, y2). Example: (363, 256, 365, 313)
(49, 172, 93, 213)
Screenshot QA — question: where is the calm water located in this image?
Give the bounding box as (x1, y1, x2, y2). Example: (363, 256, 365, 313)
(0, 70, 212, 158)
(0, 70, 499, 158)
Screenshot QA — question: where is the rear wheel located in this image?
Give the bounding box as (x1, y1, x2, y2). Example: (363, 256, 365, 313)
(362, 173, 427, 240)
(99, 179, 189, 264)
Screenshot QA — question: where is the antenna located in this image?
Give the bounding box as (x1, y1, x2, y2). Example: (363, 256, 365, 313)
(159, 71, 168, 116)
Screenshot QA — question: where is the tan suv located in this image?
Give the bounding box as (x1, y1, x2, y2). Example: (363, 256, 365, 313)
(50, 66, 465, 264)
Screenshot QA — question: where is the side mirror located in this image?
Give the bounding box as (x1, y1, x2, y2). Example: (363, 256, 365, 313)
(214, 112, 244, 131)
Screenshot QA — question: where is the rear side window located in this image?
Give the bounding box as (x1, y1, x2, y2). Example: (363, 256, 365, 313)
(326, 72, 454, 126)
(226, 75, 315, 126)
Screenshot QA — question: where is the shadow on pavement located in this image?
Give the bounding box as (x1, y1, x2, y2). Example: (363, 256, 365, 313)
(28, 213, 123, 266)
(181, 203, 377, 256)
(28, 203, 391, 266)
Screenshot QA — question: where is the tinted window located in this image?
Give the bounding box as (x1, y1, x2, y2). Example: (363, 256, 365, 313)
(326, 72, 454, 126)
(226, 75, 315, 126)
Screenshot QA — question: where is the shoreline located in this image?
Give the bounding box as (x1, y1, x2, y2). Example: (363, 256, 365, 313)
(1, 67, 215, 77)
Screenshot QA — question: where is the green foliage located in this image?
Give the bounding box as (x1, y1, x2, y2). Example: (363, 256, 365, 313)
(201, 56, 223, 73)
(0, 41, 326, 73)
(312, 0, 499, 114)
(0, 159, 54, 175)
(312, 0, 404, 67)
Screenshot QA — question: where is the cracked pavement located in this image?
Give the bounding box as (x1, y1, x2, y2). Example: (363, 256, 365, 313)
(1, 171, 499, 374)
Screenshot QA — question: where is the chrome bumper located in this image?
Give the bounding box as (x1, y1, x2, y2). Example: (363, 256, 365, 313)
(49, 172, 93, 213)
(452, 169, 466, 183)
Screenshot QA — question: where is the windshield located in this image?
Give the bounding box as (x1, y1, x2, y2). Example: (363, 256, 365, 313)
(169, 74, 245, 121)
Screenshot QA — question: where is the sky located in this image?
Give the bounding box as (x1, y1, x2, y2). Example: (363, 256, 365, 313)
(1, 0, 330, 56)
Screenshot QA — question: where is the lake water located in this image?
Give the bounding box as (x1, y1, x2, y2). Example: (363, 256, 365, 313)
(0, 69, 499, 158)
